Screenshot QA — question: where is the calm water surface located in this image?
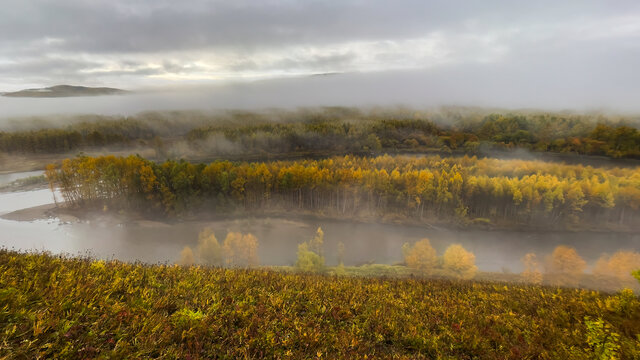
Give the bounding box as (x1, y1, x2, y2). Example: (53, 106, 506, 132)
(0, 170, 43, 186)
(1, 172, 638, 272)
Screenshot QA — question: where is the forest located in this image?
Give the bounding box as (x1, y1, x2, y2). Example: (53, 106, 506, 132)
(0, 118, 156, 153)
(6, 108, 640, 359)
(1, 108, 639, 159)
(45, 153, 640, 230)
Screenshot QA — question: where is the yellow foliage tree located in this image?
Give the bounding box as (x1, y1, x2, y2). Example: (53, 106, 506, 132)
(178, 246, 195, 266)
(197, 228, 223, 266)
(443, 244, 477, 280)
(296, 242, 325, 273)
(521, 253, 542, 285)
(403, 238, 438, 273)
(223, 232, 259, 267)
(546, 246, 586, 275)
(309, 227, 324, 256)
(45, 163, 59, 206)
(46, 154, 640, 230)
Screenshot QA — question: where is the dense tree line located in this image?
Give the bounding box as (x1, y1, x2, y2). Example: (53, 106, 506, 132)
(471, 114, 640, 158)
(187, 113, 640, 158)
(46, 154, 640, 229)
(3, 108, 639, 158)
(0, 119, 156, 153)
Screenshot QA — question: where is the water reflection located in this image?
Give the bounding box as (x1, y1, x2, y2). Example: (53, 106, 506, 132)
(0, 189, 638, 271)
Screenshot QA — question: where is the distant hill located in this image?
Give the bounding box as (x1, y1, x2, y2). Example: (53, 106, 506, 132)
(2, 85, 127, 98)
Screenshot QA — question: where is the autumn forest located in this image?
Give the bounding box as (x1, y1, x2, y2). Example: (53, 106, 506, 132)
(1, 108, 639, 160)
(4, 107, 640, 359)
(46, 153, 640, 230)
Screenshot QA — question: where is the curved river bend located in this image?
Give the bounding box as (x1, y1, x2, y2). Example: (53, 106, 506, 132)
(1, 172, 638, 272)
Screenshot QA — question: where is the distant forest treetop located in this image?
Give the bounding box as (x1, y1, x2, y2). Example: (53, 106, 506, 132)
(1, 107, 639, 159)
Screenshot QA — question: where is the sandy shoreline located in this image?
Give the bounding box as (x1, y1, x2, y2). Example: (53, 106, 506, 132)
(0, 203, 79, 223)
(1, 203, 57, 221)
(3, 200, 639, 235)
(0, 183, 48, 193)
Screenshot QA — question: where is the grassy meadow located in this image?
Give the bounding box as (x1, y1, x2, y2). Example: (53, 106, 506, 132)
(1, 250, 639, 359)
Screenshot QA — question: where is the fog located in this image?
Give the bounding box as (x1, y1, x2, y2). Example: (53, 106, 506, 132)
(1, 185, 638, 275)
(2, 67, 640, 124)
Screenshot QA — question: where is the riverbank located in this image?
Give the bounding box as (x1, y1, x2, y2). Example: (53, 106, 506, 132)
(3, 199, 639, 235)
(0, 176, 47, 193)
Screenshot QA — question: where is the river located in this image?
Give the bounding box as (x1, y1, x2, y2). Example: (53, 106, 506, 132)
(0, 170, 43, 186)
(0, 171, 638, 272)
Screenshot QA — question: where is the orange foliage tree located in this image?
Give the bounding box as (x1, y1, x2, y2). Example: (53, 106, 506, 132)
(593, 251, 640, 282)
(546, 246, 587, 275)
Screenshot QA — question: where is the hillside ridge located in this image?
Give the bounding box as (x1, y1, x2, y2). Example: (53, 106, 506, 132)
(2, 84, 126, 98)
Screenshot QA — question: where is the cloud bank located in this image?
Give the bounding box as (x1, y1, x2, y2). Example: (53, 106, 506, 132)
(1, 0, 639, 110)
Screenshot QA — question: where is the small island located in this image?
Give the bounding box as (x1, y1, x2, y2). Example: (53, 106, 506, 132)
(1, 84, 127, 98)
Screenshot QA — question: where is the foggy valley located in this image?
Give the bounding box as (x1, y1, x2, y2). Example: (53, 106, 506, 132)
(2, 0, 640, 358)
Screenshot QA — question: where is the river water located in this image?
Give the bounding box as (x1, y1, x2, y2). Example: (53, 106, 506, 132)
(0, 170, 43, 186)
(1, 171, 638, 272)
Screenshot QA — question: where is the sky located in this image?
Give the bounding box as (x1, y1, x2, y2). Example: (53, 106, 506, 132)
(1, 0, 640, 110)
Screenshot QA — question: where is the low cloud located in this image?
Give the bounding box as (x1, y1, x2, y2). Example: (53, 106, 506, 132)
(0, 0, 638, 112)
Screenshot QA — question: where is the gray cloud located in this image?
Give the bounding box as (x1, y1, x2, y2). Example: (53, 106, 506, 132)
(0, 57, 100, 75)
(0, 0, 639, 111)
(3, 0, 637, 53)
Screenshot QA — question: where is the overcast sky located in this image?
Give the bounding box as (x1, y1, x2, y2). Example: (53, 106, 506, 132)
(1, 0, 639, 110)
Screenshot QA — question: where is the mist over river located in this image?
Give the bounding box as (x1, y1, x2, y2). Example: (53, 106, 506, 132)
(1, 172, 638, 273)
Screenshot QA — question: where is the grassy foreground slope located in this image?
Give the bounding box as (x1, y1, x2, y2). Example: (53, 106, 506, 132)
(1, 250, 639, 359)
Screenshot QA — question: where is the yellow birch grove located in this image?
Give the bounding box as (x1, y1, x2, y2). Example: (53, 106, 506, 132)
(45, 154, 640, 229)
